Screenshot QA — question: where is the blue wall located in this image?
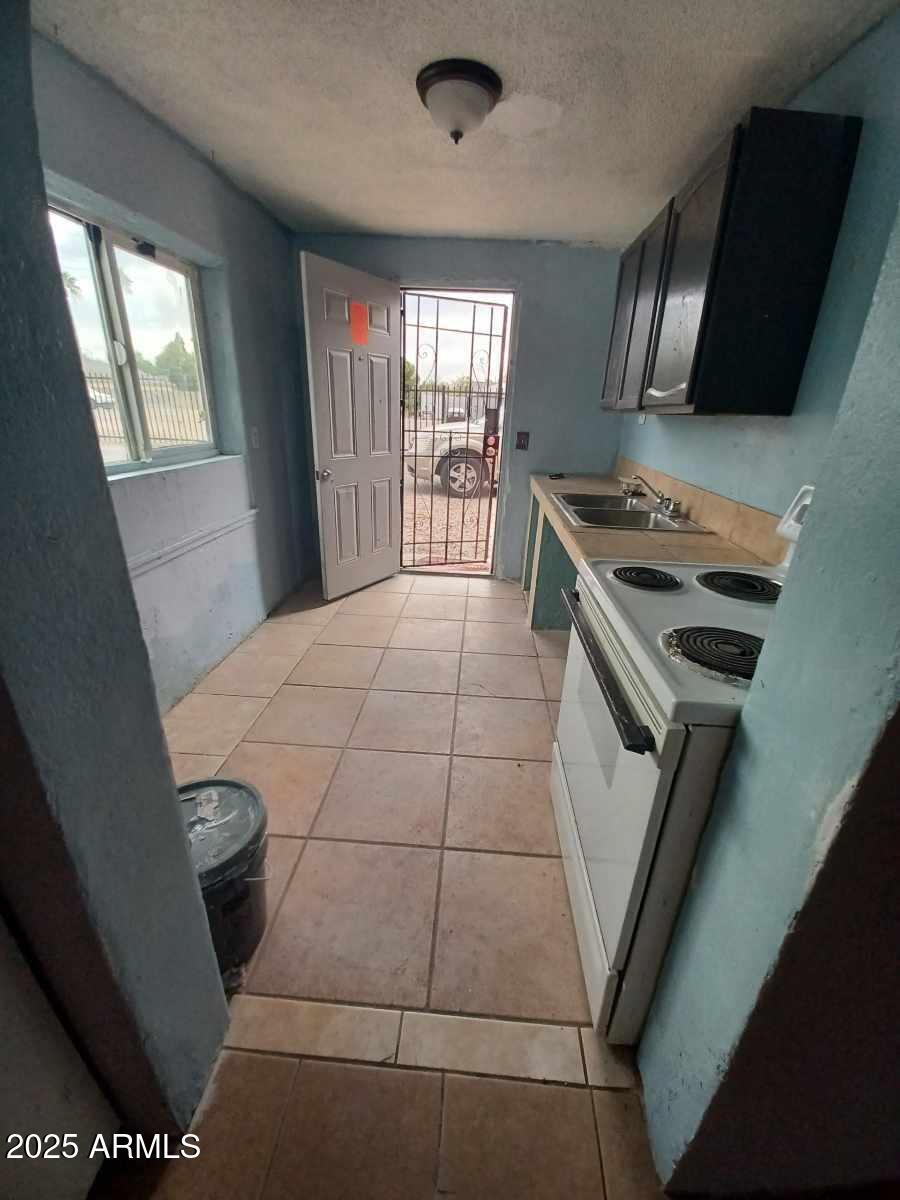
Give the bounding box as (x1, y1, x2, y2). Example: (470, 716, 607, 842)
(638, 11, 900, 1182)
(294, 234, 622, 580)
(618, 10, 900, 516)
(31, 34, 314, 709)
(3, 5, 226, 1128)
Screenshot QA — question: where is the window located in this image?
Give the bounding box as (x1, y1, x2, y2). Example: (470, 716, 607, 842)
(48, 208, 215, 471)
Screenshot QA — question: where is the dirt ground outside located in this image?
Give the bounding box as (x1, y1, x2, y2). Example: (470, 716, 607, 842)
(402, 466, 498, 570)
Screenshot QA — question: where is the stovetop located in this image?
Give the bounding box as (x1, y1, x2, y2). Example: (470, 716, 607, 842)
(576, 558, 785, 726)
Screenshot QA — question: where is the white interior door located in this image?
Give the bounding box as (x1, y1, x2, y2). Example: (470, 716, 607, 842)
(300, 251, 402, 599)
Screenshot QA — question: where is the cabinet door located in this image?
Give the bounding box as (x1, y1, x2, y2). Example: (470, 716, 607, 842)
(601, 241, 642, 409)
(644, 134, 735, 409)
(618, 203, 672, 409)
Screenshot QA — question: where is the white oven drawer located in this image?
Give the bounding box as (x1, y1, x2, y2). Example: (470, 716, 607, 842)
(551, 744, 617, 1030)
(556, 586, 684, 972)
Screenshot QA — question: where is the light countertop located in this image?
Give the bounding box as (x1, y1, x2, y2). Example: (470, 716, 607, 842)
(530, 474, 763, 568)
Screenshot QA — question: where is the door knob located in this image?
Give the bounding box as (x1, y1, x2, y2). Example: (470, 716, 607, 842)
(318, 468, 333, 481)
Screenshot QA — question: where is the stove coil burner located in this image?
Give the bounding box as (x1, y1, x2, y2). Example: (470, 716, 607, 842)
(664, 626, 763, 683)
(612, 566, 682, 591)
(696, 571, 781, 604)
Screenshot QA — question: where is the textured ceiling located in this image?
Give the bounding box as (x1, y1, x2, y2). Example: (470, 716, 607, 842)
(32, 0, 895, 246)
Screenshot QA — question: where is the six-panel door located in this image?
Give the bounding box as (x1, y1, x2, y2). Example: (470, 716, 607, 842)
(301, 252, 402, 599)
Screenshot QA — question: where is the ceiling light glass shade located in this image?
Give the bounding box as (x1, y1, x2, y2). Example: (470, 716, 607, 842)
(416, 60, 503, 144)
(423, 79, 495, 140)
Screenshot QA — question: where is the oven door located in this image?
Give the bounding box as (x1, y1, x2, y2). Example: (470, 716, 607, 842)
(556, 586, 685, 976)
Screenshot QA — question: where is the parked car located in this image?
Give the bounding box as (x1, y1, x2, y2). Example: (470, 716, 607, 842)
(84, 376, 116, 409)
(404, 416, 497, 498)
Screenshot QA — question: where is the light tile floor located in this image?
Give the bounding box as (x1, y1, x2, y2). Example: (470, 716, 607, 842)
(143, 574, 663, 1198)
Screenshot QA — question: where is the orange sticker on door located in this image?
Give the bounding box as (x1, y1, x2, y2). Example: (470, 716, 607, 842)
(350, 301, 368, 345)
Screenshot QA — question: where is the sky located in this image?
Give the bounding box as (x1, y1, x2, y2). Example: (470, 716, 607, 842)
(403, 289, 514, 388)
(48, 211, 511, 396)
(48, 210, 196, 366)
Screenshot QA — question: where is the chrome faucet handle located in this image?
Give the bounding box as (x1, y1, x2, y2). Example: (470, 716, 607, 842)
(629, 473, 666, 504)
(661, 497, 682, 516)
(619, 477, 644, 497)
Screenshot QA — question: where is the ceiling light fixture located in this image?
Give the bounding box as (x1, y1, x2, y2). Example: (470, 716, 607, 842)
(416, 59, 503, 145)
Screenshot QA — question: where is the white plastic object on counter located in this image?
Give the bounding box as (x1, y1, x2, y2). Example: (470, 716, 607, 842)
(777, 484, 815, 568)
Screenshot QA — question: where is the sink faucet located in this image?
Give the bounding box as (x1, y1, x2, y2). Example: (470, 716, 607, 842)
(625, 474, 682, 516)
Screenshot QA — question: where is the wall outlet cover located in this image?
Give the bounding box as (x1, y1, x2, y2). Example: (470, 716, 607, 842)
(516, 431, 530, 450)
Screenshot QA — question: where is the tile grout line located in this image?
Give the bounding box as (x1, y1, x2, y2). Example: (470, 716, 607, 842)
(240, 988, 590, 1028)
(314, 840, 561, 859)
(394, 1010, 404, 1065)
(236, 736, 552, 763)
(236, 674, 544, 698)
(192, 684, 300, 702)
(435, 1070, 447, 1195)
(250, 1053, 301, 1200)
(288, 643, 386, 690)
(296, 614, 535, 633)
(232, 990, 612, 1085)
(271, 833, 561, 862)
(248, 636, 394, 980)
(576, 1024, 590, 1088)
(281, 626, 333, 682)
(311, 609, 401, 650)
(589, 1077, 611, 1199)
(303, 683, 372, 841)
(236, 634, 360, 981)
(237, 1051, 301, 1200)
(425, 687, 459, 1010)
(369, 644, 388, 686)
(243, 825, 312, 986)
(226, 684, 279, 748)
(224, 1046, 610, 1092)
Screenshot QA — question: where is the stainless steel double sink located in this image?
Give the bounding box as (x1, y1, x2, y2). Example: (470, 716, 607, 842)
(551, 492, 709, 533)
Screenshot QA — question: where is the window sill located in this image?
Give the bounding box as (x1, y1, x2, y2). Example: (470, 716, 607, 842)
(107, 452, 241, 483)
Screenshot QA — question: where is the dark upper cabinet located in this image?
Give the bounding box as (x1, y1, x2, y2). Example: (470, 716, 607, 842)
(618, 202, 672, 409)
(606, 107, 860, 417)
(644, 137, 734, 409)
(600, 239, 642, 409)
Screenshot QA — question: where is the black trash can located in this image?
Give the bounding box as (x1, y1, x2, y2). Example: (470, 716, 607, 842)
(179, 779, 268, 978)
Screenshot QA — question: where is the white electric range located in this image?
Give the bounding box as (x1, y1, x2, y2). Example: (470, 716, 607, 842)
(551, 557, 784, 1043)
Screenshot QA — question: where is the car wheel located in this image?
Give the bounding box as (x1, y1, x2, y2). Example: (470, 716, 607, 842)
(440, 452, 484, 499)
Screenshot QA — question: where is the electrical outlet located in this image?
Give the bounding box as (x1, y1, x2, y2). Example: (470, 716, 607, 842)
(515, 431, 530, 450)
(250, 426, 261, 449)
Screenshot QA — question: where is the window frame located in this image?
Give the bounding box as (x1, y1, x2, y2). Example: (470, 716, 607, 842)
(50, 204, 218, 475)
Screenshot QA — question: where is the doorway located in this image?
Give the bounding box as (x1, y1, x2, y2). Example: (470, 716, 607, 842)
(401, 289, 514, 574)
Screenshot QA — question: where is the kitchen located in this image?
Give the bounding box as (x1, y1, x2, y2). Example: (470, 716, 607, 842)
(519, 102, 858, 1039)
(4, 3, 900, 1198)
(514, 57, 899, 1190)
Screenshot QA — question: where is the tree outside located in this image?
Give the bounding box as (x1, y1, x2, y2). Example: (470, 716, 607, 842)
(153, 331, 199, 390)
(403, 359, 422, 412)
(403, 359, 418, 393)
(135, 351, 159, 377)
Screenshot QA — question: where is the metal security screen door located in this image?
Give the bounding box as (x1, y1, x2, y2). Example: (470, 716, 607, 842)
(402, 291, 511, 568)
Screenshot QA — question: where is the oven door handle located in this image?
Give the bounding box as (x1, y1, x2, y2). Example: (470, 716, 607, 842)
(561, 587, 655, 755)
